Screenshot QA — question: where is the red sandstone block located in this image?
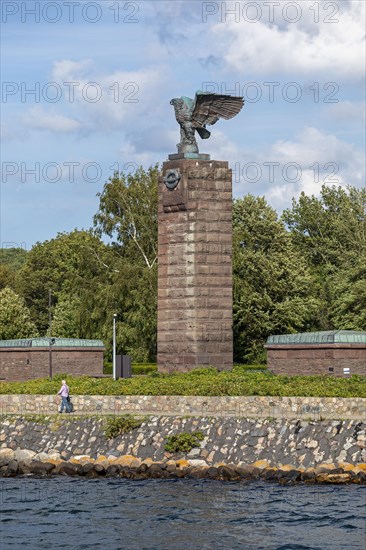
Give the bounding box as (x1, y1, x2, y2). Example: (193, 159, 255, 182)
(218, 212, 232, 222)
(214, 168, 229, 179)
(209, 310, 224, 319)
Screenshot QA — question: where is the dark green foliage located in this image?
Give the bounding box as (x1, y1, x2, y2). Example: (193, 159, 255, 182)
(103, 361, 113, 374)
(1, 371, 364, 398)
(103, 362, 157, 375)
(0, 248, 27, 271)
(94, 165, 159, 361)
(104, 414, 145, 439)
(233, 195, 320, 363)
(165, 431, 205, 453)
(132, 363, 158, 375)
(283, 184, 366, 331)
(0, 248, 27, 291)
(0, 287, 39, 339)
(15, 230, 115, 338)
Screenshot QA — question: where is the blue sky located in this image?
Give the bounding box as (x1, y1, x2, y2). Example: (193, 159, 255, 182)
(1, 0, 365, 249)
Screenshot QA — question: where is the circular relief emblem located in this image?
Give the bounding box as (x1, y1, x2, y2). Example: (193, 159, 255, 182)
(163, 169, 181, 190)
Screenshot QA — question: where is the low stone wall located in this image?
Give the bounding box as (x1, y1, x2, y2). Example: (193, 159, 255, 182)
(0, 394, 365, 420)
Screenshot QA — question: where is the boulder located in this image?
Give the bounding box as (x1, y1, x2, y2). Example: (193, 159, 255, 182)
(147, 464, 167, 478)
(278, 469, 301, 484)
(29, 461, 55, 475)
(217, 465, 241, 481)
(0, 457, 12, 469)
(176, 459, 189, 469)
(0, 448, 15, 463)
(261, 469, 280, 481)
(252, 460, 271, 470)
(81, 463, 94, 475)
(189, 459, 208, 468)
(33, 452, 50, 462)
(18, 461, 32, 475)
(239, 465, 260, 478)
(315, 463, 337, 475)
(279, 464, 298, 472)
(187, 467, 207, 479)
(3, 460, 19, 477)
(301, 470, 316, 483)
(166, 461, 177, 473)
(14, 449, 36, 463)
(316, 473, 351, 484)
(353, 471, 366, 484)
(106, 464, 121, 477)
(114, 455, 137, 467)
(205, 467, 218, 479)
(48, 453, 61, 461)
(136, 463, 149, 473)
(71, 455, 91, 463)
(57, 462, 82, 476)
(93, 463, 106, 475)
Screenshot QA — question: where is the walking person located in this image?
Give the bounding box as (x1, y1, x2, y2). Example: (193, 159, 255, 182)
(57, 379, 72, 413)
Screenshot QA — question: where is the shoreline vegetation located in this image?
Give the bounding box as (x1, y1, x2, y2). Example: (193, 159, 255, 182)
(1, 367, 365, 398)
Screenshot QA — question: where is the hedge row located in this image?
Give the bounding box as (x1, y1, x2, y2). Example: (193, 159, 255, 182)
(0, 367, 364, 398)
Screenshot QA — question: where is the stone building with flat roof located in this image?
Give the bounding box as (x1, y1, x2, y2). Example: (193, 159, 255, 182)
(0, 338, 104, 382)
(265, 330, 366, 377)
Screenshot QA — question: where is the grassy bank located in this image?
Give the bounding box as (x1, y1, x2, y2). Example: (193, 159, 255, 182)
(0, 366, 364, 398)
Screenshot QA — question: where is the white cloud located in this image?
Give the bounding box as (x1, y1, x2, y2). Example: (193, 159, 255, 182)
(49, 60, 165, 131)
(258, 127, 364, 208)
(51, 59, 93, 83)
(212, 1, 365, 79)
(206, 126, 364, 210)
(22, 106, 81, 133)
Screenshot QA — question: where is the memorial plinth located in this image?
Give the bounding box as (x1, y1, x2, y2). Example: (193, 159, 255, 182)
(157, 157, 233, 372)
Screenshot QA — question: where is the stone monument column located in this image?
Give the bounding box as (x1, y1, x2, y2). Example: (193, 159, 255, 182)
(157, 154, 233, 372)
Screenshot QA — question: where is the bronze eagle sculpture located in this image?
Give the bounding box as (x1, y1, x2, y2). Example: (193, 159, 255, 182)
(170, 91, 244, 154)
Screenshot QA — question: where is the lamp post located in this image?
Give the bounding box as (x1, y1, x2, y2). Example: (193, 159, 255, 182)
(113, 313, 117, 381)
(48, 290, 53, 379)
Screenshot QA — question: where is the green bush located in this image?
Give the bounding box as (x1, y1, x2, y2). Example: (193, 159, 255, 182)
(104, 414, 145, 439)
(165, 431, 205, 454)
(103, 362, 157, 375)
(232, 364, 268, 373)
(132, 363, 157, 375)
(104, 361, 112, 374)
(0, 369, 364, 398)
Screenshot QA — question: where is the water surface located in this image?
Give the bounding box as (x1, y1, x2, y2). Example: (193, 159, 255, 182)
(1, 478, 365, 549)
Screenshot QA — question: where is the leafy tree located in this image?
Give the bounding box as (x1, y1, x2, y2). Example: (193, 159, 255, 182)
(283, 185, 366, 270)
(16, 230, 116, 336)
(0, 248, 28, 291)
(0, 265, 13, 291)
(94, 166, 159, 360)
(112, 264, 157, 362)
(0, 248, 28, 271)
(52, 294, 82, 338)
(233, 195, 320, 362)
(283, 184, 366, 330)
(0, 287, 39, 339)
(94, 165, 158, 269)
(328, 256, 366, 330)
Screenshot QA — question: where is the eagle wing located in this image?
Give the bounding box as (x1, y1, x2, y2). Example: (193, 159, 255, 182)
(191, 92, 244, 128)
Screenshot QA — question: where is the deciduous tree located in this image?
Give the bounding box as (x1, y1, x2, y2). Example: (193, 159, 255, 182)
(0, 287, 38, 339)
(233, 195, 320, 362)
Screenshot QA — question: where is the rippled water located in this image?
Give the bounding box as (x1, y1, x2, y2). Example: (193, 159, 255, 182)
(1, 478, 365, 550)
